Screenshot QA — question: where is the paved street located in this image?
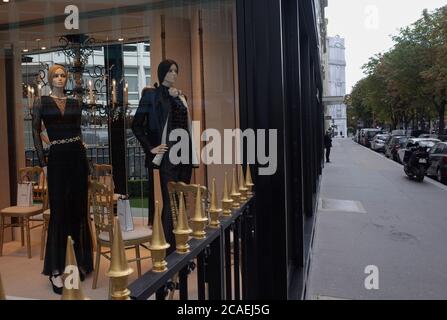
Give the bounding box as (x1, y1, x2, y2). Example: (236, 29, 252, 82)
(307, 138, 447, 300)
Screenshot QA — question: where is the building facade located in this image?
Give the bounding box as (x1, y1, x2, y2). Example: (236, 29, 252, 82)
(324, 35, 347, 137)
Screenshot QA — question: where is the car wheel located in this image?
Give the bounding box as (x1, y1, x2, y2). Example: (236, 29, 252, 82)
(416, 174, 425, 182)
(438, 168, 447, 184)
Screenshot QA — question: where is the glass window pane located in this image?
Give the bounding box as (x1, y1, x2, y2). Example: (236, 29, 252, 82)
(125, 67, 138, 75)
(13, 1, 239, 270)
(129, 93, 139, 101)
(123, 45, 137, 52)
(127, 77, 138, 92)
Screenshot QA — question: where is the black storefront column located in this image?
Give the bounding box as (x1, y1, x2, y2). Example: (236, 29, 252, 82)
(282, 0, 305, 274)
(237, 0, 324, 299)
(104, 45, 127, 195)
(237, 0, 289, 300)
(299, 34, 313, 219)
(5, 49, 17, 205)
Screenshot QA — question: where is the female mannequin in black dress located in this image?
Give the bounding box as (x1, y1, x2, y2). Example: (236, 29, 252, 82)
(32, 64, 93, 294)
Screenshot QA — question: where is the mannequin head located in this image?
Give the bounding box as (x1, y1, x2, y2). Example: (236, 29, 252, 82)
(158, 59, 179, 87)
(48, 64, 68, 90)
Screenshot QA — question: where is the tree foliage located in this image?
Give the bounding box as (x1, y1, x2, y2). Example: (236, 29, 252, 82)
(346, 6, 447, 133)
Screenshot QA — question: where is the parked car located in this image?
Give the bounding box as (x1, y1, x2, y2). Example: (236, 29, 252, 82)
(371, 134, 391, 152)
(385, 136, 409, 162)
(355, 130, 361, 143)
(406, 130, 429, 138)
(427, 142, 447, 184)
(353, 130, 360, 143)
(398, 138, 440, 164)
(421, 134, 447, 141)
(358, 129, 365, 144)
(360, 129, 382, 147)
(391, 130, 406, 136)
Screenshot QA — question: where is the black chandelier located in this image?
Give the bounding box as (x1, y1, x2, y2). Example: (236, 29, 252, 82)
(25, 33, 131, 125)
(68, 34, 129, 122)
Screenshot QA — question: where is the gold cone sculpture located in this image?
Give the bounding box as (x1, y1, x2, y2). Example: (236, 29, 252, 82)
(149, 201, 171, 272)
(209, 179, 222, 228)
(239, 165, 248, 202)
(106, 217, 134, 300)
(245, 164, 254, 198)
(0, 273, 6, 300)
(173, 192, 192, 254)
(190, 185, 208, 239)
(61, 236, 89, 300)
(230, 168, 241, 208)
(221, 172, 233, 216)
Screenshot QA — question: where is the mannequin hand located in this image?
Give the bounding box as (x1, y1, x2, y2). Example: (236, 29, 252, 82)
(168, 87, 182, 98)
(150, 144, 168, 155)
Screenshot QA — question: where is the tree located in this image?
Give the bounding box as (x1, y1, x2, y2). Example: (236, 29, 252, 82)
(346, 77, 373, 128)
(393, 7, 447, 133)
(349, 6, 447, 133)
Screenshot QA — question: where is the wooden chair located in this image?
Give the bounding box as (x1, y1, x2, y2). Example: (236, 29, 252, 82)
(167, 182, 209, 228)
(87, 176, 97, 253)
(39, 208, 51, 260)
(34, 169, 49, 260)
(166, 182, 209, 300)
(90, 179, 152, 289)
(0, 167, 48, 259)
(92, 164, 120, 206)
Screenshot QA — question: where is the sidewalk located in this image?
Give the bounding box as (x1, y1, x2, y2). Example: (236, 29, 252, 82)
(307, 138, 447, 300)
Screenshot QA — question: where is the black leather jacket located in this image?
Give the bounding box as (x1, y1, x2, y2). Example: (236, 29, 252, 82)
(131, 85, 194, 168)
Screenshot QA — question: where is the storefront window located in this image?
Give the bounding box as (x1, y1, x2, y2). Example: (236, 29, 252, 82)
(1, 0, 239, 299)
(16, 0, 239, 206)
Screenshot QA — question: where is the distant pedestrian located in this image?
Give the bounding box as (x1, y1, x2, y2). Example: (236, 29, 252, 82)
(324, 130, 333, 163)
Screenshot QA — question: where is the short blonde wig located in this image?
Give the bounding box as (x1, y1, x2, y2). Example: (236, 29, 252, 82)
(48, 64, 68, 89)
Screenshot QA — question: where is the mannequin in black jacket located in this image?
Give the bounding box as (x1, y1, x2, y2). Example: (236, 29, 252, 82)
(132, 59, 198, 254)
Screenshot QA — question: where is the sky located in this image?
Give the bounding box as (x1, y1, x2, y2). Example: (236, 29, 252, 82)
(326, 0, 447, 93)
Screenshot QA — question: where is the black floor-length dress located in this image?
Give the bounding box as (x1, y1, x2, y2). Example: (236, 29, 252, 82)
(32, 96, 93, 276)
